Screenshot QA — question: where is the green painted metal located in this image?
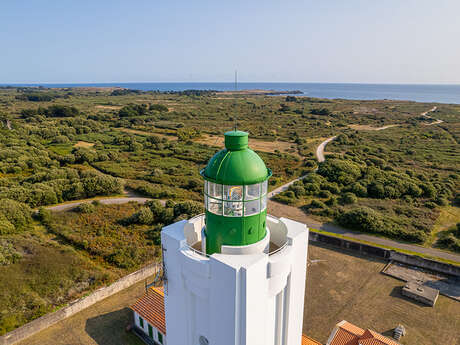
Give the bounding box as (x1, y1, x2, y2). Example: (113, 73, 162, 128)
(202, 131, 270, 185)
(201, 131, 271, 255)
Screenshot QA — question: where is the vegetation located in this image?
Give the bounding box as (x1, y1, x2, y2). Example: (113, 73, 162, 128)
(0, 86, 459, 333)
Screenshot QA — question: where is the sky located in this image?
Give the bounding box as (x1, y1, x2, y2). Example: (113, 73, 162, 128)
(1, 0, 460, 84)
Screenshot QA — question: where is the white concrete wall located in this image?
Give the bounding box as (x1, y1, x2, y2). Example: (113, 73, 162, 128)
(134, 311, 167, 344)
(162, 215, 308, 345)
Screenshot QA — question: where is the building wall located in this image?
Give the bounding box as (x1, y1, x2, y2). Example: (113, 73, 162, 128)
(134, 311, 166, 344)
(162, 215, 308, 345)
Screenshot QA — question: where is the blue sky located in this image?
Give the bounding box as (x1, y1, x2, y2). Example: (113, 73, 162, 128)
(1, 0, 459, 83)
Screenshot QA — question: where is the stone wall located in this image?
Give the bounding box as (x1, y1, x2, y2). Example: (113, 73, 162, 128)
(0, 263, 159, 345)
(309, 231, 460, 277)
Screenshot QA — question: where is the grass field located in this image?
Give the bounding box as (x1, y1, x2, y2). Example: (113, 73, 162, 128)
(304, 244, 460, 345)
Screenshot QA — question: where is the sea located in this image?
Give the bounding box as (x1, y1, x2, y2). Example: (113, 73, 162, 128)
(2, 82, 460, 104)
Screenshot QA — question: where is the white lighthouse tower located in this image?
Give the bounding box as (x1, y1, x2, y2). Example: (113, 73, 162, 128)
(161, 131, 309, 345)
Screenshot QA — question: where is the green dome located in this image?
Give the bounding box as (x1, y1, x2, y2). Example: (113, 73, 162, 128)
(201, 131, 271, 185)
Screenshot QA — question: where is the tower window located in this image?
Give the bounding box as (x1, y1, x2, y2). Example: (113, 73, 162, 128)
(224, 201, 243, 217)
(208, 182, 222, 199)
(245, 199, 260, 216)
(208, 198, 223, 215)
(224, 185, 243, 201)
(245, 183, 261, 200)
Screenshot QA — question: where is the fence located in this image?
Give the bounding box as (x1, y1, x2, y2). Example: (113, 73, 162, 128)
(309, 231, 460, 277)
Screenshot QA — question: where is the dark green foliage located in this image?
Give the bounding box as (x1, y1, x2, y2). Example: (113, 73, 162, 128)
(110, 88, 142, 96)
(21, 105, 79, 118)
(0, 199, 32, 233)
(74, 203, 95, 214)
(337, 207, 426, 243)
(340, 192, 357, 205)
(36, 207, 52, 225)
(118, 104, 148, 117)
(317, 159, 362, 185)
(310, 108, 331, 116)
(149, 104, 168, 112)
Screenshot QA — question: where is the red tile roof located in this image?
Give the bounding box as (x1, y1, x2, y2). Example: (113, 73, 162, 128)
(130, 286, 166, 334)
(328, 321, 399, 345)
(302, 334, 322, 345)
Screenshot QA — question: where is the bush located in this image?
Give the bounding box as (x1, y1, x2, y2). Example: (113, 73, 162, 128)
(74, 203, 95, 214)
(36, 207, 52, 225)
(317, 159, 361, 185)
(135, 207, 155, 225)
(0, 199, 32, 233)
(340, 192, 357, 204)
(0, 240, 22, 266)
(149, 104, 168, 112)
(337, 207, 426, 243)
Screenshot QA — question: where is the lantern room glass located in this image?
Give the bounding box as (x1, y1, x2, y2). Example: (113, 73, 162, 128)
(204, 181, 268, 217)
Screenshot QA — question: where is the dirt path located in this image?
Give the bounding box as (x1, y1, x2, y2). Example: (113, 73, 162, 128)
(348, 124, 399, 131)
(421, 106, 443, 125)
(268, 201, 460, 263)
(45, 197, 154, 212)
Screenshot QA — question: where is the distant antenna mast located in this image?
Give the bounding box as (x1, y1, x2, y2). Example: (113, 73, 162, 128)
(234, 70, 238, 131)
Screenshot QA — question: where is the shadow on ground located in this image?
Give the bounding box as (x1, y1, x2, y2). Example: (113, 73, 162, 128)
(85, 307, 143, 345)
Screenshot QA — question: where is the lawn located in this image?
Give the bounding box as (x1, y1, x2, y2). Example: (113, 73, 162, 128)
(304, 243, 460, 345)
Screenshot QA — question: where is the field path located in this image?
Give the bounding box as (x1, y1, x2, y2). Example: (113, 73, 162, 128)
(45, 197, 154, 212)
(420, 106, 444, 125)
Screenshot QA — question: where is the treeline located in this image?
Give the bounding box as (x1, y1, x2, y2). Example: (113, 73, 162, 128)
(274, 155, 457, 243)
(118, 103, 168, 117)
(0, 168, 122, 208)
(21, 105, 79, 118)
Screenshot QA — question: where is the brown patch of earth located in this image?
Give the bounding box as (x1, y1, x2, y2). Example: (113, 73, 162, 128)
(74, 141, 95, 148)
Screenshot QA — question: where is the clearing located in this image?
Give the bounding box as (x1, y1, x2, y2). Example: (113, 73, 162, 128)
(74, 141, 95, 148)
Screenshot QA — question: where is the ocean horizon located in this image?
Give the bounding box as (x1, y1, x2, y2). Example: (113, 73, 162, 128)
(2, 82, 460, 104)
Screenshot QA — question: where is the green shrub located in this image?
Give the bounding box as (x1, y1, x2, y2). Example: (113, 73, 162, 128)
(0, 240, 22, 266)
(340, 192, 357, 205)
(317, 159, 361, 185)
(36, 207, 52, 225)
(74, 203, 95, 214)
(136, 207, 155, 225)
(0, 199, 32, 233)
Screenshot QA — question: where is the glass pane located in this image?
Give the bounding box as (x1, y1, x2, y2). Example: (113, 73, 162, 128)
(204, 195, 208, 209)
(244, 200, 260, 216)
(224, 201, 243, 217)
(208, 198, 222, 215)
(261, 195, 267, 211)
(204, 180, 208, 194)
(224, 185, 243, 201)
(261, 180, 268, 196)
(245, 183, 260, 200)
(208, 182, 222, 199)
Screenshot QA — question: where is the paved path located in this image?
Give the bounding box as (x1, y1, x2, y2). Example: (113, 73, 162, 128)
(268, 201, 460, 263)
(316, 136, 337, 163)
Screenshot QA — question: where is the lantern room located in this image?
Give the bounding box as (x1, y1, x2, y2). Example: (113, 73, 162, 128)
(200, 130, 272, 255)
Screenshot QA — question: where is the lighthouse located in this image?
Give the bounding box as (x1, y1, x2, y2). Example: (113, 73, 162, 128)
(161, 130, 309, 345)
